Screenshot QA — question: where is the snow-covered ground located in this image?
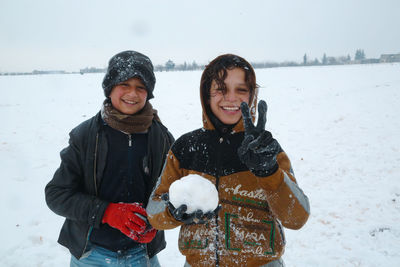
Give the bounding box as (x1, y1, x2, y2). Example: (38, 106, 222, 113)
(1, 63, 399, 266)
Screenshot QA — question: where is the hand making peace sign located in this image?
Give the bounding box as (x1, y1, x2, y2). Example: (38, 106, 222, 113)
(238, 100, 281, 177)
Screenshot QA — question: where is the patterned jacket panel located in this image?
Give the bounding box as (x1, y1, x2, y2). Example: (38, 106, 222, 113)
(147, 128, 309, 266)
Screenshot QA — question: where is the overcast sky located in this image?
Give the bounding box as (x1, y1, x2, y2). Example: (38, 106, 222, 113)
(1, 0, 399, 72)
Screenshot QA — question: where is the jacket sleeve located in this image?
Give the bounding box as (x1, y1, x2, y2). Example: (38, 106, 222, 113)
(45, 129, 108, 229)
(146, 150, 188, 230)
(255, 151, 310, 230)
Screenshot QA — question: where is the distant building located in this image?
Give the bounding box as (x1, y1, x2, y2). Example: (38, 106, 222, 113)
(32, 70, 67, 75)
(361, 58, 380, 64)
(79, 67, 106, 74)
(380, 53, 400, 63)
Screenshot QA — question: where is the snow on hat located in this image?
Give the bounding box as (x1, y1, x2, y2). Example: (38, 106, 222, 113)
(102, 50, 155, 99)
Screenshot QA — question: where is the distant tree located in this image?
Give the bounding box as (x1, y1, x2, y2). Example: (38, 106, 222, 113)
(303, 53, 307, 65)
(355, 49, 365, 60)
(337, 56, 349, 64)
(322, 53, 327, 65)
(154, 64, 164, 72)
(313, 58, 320, 65)
(327, 57, 337, 65)
(192, 61, 198, 70)
(347, 54, 351, 61)
(165, 60, 175, 71)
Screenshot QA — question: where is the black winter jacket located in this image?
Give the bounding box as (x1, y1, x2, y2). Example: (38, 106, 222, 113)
(45, 112, 174, 259)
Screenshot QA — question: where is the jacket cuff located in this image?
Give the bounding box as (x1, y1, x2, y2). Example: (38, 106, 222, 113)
(252, 166, 284, 191)
(90, 200, 109, 229)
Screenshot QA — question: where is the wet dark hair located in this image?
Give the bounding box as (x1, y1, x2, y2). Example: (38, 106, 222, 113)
(200, 54, 258, 104)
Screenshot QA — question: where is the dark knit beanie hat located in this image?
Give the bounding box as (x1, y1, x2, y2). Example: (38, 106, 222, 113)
(102, 50, 155, 99)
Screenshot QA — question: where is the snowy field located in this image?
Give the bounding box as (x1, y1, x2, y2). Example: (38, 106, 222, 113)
(1, 63, 400, 266)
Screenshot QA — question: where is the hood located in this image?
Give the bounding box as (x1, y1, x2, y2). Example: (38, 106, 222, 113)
(200, 86, 259, 133)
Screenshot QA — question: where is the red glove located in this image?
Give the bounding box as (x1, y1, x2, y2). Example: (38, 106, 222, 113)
(102, 202, 148, 240)
(136, 228, 157, 243)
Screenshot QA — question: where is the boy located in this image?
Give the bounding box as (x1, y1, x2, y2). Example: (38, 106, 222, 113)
(45, 51, 174, 266)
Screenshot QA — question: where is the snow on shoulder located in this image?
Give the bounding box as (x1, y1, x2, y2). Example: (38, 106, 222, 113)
(169, 174, 219, 213)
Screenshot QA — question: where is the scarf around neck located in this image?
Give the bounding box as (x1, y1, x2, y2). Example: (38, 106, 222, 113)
(101, 100, 160, 134)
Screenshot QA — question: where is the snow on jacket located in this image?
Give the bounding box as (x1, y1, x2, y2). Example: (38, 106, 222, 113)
(45, 112, 174, 259)
(147, 91, 310, 266)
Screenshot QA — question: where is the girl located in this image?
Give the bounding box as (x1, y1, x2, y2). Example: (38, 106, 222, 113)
(147, 54, 310, 267)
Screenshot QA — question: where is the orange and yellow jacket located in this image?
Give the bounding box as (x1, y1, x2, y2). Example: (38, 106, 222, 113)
(147, 93, 310, 267)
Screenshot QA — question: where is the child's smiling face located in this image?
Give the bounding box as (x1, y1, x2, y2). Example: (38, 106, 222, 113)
(109, 77, 148, 115)
(209, 68, 250, 125)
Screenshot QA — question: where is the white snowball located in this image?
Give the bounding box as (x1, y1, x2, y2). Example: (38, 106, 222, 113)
(169, 174, 219, 213)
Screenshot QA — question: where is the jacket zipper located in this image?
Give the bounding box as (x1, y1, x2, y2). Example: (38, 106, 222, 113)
(214, 135, 224, 267)
(128, 134, 132, 147)
(80, 132, 100, 258)
(93, 133, 99, 196)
